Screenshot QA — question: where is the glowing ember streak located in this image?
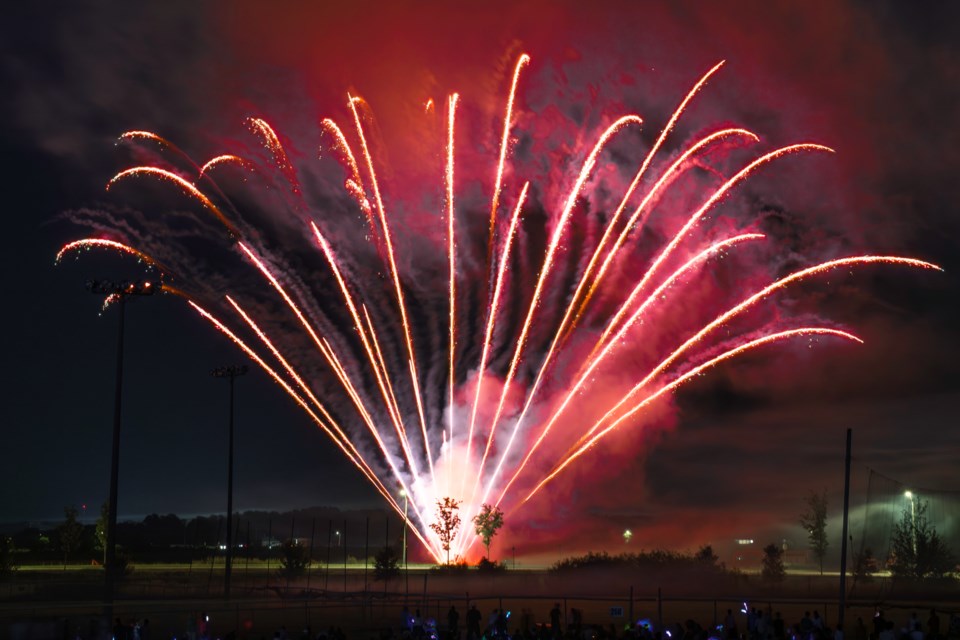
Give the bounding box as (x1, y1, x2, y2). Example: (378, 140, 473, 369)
(118, 130, 172, 146)
(107, 167, 239, 237)
(482, 114, 643, 482)
(559, 63, 725, 330)
(424, 98, 435, 114)
(573, 256, 943, 459)
(236, 242, 387, 443)
(569, 128, 759, 334)
(447, 93, 459, 460)
(523, 328, 864, 503)
(466, 183, 530, 499)
(199, 154, 252, 178)
(349, 94, 435, 484)
(247, 117, 301, 195)
(596, 143, 834, 351)
(311, 222, 420, 479)
(481, 128, 760, 504)
(188, 299, 442, 561)
(56, 238, 162, 269)
(492, 233, 766, 505)
(489, 53, 530, 250)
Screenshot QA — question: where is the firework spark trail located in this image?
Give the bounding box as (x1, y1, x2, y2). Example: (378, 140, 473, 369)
(199, 154, 252, 178)
(247, 117, 302, 196)
(447, 93, 459, 476)
(570, 256, 944, 460)
(594, 143, 834, 353)
(348, 95, 436, 486)
(478, 128, 760, 509)
(188, 298, 443, 561)
(225, 296, 384, 483)
(465, 183, 530, 505)
(522, 327, 865, 504)
(320, 118, 380, 240)
(236, 241, 421, 497)
(227, 292, 435, 551)
(476, 114, 642, 507)
(56, 238, 164, 269)
(491, 233, 766, 506)
(108, 167, 240, 237)
(488, 53, 531, 256)
(568, 128, 759, 334)
(555, 63, 724, 334)
(311, 222, 421, 480)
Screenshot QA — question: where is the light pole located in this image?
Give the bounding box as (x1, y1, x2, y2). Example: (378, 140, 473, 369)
(904, 490, 917, 555)
(87, 279, 157, 621)
(211, 364, 248, 600)
(400, 489, 409, 596)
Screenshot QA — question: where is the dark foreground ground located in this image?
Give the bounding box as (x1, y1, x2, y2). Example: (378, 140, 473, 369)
(2, 567, 957, 640)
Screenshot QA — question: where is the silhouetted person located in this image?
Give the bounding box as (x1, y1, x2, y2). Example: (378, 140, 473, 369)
(467, 605, 482, 640)
(927, 611, 940, 640)
(550, 604, 562, 637)
(449, 606, 461, 640)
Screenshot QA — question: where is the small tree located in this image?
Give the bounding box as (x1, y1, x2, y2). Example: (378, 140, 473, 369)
(472, 504, 505, 560)
(889, 499, 956, 579)
(373, 546, 401, 581)
(94, 502, 108, 565)
(57, 506, 84, 568)
(278, 539, 310, 579)
(0, 536, 18, 576)
(852, 546, 878, 582)
(695, 544, 719, 567)
(429, 497, 461, 565)
(800, 490, 829, 575)
(761, 543, 785, 583)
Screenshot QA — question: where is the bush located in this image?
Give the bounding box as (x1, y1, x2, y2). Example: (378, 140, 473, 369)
(278, 539, 310, 579)
(373, 546, 400, 581)
(476, 557, 506, 573)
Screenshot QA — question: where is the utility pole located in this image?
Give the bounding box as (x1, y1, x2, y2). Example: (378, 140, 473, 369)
(87, 279, 157, 625)
(211, 364, 248, 600)
(838, 428, 852, 629)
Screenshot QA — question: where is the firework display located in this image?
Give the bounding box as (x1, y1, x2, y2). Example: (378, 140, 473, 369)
(57, 54, 941, 563)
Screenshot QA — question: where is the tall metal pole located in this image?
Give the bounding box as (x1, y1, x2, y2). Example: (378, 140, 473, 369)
(104, 296, 126, 615)
(838, 428, 852, 629)
(212, 364, 248, 600)
(87, 278, 157, 628)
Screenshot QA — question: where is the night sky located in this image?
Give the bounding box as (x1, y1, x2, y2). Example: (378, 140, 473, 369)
(1, 1, 958, 563)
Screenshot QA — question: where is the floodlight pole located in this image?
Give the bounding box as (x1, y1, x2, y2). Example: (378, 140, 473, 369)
(838, 428, 852, 629)
(212, 364, 248, 600)
(87, 279, 157, 627)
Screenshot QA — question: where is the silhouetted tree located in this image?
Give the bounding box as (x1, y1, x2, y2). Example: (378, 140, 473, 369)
(57, 506, 84, 568)
(472, 504, 504, 560)
(95, 502, 108, 565)
(852, 546, 878, 582)
(373, 545, 400, 581)
(695, 544, 719, 567)
(278, 539, 310, 579)
(430, 497, 461, 565)
(800, 490, 829, 575)
(0, 536, 17, 576)
(761, 543, 785, 583)
(889, 499, 955, 579)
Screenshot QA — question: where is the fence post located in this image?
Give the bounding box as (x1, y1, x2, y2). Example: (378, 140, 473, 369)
(657, 587, 662, 630)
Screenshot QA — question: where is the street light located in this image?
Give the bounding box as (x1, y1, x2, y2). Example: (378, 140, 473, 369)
(211, 364, 248, 599)
(904, 490, 917, 554)
(399, 488, 409, 596)
(86, 279, 157, 617)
